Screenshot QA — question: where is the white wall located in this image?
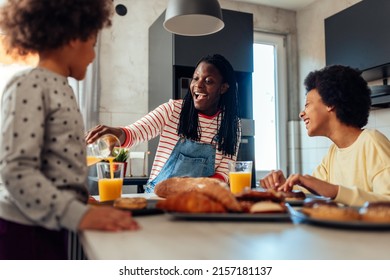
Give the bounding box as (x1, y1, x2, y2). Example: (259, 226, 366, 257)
(296, 0, 390, 175)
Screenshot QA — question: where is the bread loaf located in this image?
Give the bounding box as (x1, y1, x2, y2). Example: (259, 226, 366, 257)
(113, 197, 147, 210)
(360, 201, 390, 223)
(156, 191, 227, 213)
(154, 177, 227, 198)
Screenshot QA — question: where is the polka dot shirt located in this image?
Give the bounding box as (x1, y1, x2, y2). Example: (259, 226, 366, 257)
(0, 68, 89, 231)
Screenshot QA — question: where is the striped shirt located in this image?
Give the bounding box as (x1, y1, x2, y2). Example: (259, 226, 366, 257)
(121, 99, 239, 182)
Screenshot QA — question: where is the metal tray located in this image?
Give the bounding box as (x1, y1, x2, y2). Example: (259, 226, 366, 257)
(166, 211, 291, 222)
(284, 193, 329, 207)
(287, 204, 390, 230)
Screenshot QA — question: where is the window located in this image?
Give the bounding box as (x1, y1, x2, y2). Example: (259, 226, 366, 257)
(253, 32, 288, 180)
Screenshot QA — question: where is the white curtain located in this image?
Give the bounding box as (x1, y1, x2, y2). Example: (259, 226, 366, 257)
(69, 33, 102, 132)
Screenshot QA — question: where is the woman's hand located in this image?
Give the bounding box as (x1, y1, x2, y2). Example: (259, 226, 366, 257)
(278, 173, 339, 198)
(85, 125, 124, 145)
(259, 170, 287, 189)
(78, 206, 140, 232)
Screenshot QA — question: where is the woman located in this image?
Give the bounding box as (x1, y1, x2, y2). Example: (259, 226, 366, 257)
(86, 54, 241, 193)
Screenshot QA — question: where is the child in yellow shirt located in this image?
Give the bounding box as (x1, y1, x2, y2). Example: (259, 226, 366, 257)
(260, 65, 390, 206)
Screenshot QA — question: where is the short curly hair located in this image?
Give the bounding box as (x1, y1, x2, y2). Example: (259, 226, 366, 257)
(304, 65, 371, 128)
(0, 0, 113, 55)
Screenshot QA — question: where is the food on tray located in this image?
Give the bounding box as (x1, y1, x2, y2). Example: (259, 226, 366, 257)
(238, 200, 254, 213)
(199, 184, 242, 212)
(360, 201, 390, 223)
(154, 177, 228, 198)
(235, 189, 284, 203)
(156, 191, 226, 213)
(301, 199, 337, 214)
(302, 199, 360, 221)
(279, 190, 306, 201)
(250, 201, 287, 214)
(113, 197, 147, 210)
(309, 205, 360, 221)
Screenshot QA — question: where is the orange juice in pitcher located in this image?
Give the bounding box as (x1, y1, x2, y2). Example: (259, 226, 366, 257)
(86, 134, 121, 166)
(86, 156, 102, 166)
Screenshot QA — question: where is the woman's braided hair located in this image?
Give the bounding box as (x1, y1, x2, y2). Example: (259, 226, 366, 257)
(178, 54, 240, 157)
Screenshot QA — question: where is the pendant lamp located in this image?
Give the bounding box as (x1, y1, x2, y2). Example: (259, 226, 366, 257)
(163, 0, 224, 36)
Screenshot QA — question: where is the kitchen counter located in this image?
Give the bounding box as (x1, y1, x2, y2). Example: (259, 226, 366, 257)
(80, 194, 390, 260)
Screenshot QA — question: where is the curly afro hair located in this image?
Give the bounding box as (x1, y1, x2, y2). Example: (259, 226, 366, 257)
(304, 64, 371, 128)
(0, 0, 113, 55)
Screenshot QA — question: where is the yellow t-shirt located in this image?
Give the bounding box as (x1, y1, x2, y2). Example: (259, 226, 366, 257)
(313, 129, 390, 206)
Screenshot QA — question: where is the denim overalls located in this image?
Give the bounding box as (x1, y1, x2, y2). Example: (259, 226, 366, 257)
(144, 138, 216, 193)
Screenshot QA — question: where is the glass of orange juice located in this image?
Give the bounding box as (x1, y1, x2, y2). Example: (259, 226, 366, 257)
(96, 162, 124, 202)
(229, 161, 252, 194)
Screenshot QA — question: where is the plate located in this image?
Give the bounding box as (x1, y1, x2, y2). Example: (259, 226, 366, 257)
(116, 199, 164, 216)
(166, 211, 291, 222)
(90, 199, 164, 216)
(285, 194, 329, 207)
(287, 204, 390, 230)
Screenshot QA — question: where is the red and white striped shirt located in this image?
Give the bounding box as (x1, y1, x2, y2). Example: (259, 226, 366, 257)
(121, 99, 238, 182)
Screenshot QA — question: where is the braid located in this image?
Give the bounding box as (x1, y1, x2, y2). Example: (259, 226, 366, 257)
(177, 54, 240, 157)
(178, 91, 200, 141)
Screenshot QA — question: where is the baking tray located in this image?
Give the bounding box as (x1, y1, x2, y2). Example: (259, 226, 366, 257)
(287, 204, 390, 230)
(166, 211, 291, 222)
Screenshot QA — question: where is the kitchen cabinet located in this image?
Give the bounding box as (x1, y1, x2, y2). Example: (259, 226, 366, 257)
(325, 0, 390, 107)
(148, 9, 255, 185)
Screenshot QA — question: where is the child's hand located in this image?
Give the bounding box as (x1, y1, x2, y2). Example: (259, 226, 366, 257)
(78, 206, 140, 231)
(87, 196, 98, 204)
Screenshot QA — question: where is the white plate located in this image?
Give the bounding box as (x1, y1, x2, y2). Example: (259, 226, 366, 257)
(287, 204, 390, 230)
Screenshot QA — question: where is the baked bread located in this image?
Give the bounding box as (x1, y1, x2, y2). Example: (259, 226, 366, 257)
(236, 189, 284, 203)
(113, 197, 147, 210)
(199, 184, 242, 212)
(156, 191, 226, 213)
(239, 200, 254, 213)
(305, 204, 360, 221)
(154, 177, 226, 198)
(279, 190, 306, 201)
(250, 201, 287, 214)
(360, 201, 390, 223)
(301, 199, 337, 215)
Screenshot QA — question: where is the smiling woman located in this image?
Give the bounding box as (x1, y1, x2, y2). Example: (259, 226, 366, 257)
(85, 54, 241, 194)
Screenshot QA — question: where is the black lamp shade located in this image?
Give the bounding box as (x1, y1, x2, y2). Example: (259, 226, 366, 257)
(164, 0, 224, 36)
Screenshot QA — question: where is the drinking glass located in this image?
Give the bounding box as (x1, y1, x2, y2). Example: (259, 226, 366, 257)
(229, 161, 253, 194)
(96, 162, 124, 202)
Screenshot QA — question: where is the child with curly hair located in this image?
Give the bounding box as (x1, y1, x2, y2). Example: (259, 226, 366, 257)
(0, 0, 139, 260)
(260, 65, 390, 206)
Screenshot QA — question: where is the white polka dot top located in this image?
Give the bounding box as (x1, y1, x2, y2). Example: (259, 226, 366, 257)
(0, 67, 89, 231)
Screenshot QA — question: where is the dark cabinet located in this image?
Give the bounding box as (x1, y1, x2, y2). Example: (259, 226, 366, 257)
(148, 9, 255, 184)
(325, 0, 390, 107)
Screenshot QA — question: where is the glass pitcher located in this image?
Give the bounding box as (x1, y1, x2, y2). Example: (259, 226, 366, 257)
(86, 134, 121, 166)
